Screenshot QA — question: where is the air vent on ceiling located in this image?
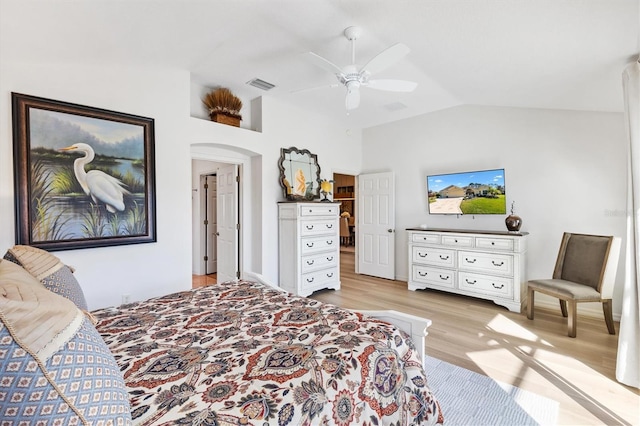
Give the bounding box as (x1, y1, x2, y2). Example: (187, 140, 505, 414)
(247, 78, 275, 91)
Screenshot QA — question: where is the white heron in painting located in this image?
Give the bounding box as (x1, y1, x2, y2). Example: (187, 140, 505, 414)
(59, 143, 130, 213)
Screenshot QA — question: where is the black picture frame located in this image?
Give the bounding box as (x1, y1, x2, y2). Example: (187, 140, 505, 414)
(12, 92, 157, 251)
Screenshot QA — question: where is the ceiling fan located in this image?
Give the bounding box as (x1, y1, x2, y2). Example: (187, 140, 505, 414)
(305, 26, 417, 111)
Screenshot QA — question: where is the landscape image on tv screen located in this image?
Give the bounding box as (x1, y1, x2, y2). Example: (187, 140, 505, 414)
(427, 169, 506, 214)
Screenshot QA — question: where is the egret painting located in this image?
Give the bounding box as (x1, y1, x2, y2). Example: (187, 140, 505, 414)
(12, 93, 156, 251)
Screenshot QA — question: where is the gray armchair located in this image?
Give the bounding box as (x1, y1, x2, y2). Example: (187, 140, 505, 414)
(526, 232, 621, 338)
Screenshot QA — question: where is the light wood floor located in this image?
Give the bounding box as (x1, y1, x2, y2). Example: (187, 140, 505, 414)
(192, 253, 639, 425)
(309, 252, 639, 426)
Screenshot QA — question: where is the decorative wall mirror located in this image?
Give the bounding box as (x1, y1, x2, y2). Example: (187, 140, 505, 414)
(278, 147, 321, 201)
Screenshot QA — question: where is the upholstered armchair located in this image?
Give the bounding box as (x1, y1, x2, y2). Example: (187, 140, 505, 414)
(526, 232, 621, 338)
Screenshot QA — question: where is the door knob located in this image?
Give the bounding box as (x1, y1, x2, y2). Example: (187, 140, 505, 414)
(388, 229, 393, 233)
(215, 232, 220, 236)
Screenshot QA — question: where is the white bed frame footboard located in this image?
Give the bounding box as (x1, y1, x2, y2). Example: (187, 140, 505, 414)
(244, 272, 432, 365)
(357, 310, 431, 364)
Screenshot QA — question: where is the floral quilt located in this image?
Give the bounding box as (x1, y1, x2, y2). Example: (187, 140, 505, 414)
(92, 280, 443, 425)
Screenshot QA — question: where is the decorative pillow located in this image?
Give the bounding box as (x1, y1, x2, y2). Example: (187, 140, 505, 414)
(4, 245, 88, 310)
(0, 259, 132, 425)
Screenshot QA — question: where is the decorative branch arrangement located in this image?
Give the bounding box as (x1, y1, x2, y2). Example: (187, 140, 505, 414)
(202, 87, 243, 120)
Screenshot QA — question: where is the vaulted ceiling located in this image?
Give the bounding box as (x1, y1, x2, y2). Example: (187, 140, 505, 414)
(1, 0, 637, 129)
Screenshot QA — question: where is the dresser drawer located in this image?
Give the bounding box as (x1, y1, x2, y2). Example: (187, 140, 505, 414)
(301, 267, 339, 288)
(441, 235, 474, 248)
(301, 251, 338, 273)
(412, 246, 455, 267)
(458, 251, 513, 275)
(300, 204, 339, 216)
(459, 272, 513, 298)
(412, 265, 456, 289)
(301, 235, 338, 255)
(475, 237, 514, 251)
(410, 232, 440, 244)
(301, 220, 336, 236)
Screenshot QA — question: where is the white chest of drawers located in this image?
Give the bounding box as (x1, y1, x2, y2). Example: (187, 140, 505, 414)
(278, 202, 341, 296)
(407, 228, 528, 312)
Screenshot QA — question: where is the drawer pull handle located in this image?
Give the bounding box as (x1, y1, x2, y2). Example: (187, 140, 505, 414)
(306, 242, 314, 248)
(465, 258, 476, 263)
(306, 277, 315, 283)
(326, 256, 334, 261)
(306, 260, 315, 265)
(492, 283, 505, 289)
(439, 255, 449, 260)
(327, 240, 333, 245)
(454, 239, 458, 243)
(418, 253, 428, 258)
(492, 261, 504, 267)
(326, 273, 334, 278)
(418, 271, 428, 277)
(326, 224, 333, 229)
(306, 225, 314, 230)
(491, 242, 495, 245)
(439, 274, 449, 280)
(466, 279, 477, 284)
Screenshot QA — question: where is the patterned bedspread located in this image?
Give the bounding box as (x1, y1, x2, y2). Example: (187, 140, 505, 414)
(92, 280, 443, 425)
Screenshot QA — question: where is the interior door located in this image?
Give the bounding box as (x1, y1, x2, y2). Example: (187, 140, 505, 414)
(357, 172, 395, 279)
(217, 164, 239, 282)
(205, 175, 217, 274)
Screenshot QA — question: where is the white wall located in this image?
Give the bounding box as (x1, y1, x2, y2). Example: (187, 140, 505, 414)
(0, 60, 362, 309)
(4, 64, 624, 320)
(187, 95, 363, 284)
(0, 62, 194, 309)
(363, 105, 628, 319)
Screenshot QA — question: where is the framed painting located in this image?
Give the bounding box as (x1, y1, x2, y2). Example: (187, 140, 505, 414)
(12, 93, 157, 251)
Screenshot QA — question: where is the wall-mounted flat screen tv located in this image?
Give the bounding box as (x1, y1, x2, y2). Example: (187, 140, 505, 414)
(427, 168, 506, 215)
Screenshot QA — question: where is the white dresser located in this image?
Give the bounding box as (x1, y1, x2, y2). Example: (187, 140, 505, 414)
(278, 202, 341, 296)
(407, 228, 528, 312)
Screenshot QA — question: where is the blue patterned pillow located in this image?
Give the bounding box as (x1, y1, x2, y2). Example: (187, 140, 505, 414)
(0, 259, 132, 424)
(4, 245, 88, 310)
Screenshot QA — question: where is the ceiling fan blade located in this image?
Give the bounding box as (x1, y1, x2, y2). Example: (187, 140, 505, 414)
(345, 86, 360, 111)
(362, 43, 410, 75)
(307, 52, 344, 75)
(367, 79, 417, 92)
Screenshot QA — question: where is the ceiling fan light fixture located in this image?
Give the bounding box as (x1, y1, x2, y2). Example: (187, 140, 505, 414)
(303, 26, 417, 112)
(345, 83, 360, 111)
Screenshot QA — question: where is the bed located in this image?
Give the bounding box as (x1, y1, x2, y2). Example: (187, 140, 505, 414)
(1, 246, 443, 425)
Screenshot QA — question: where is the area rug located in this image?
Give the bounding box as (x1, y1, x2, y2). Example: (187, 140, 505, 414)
(425, 356, 559, 425)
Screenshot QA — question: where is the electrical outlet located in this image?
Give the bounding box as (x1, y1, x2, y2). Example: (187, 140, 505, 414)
(121, 294, 131, 305)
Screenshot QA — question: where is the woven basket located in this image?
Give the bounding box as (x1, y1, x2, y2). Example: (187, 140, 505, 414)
(210, 112, 241, 127)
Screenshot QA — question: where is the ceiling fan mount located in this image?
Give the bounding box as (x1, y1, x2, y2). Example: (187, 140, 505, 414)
(343, 26, 362, 41)
(303, 26, 417, 111)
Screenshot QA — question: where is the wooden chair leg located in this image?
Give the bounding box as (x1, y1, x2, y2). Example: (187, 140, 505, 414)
(559, 299, 568, 317)
(603, 299, 616, 335)
(527, 287, 535, 320)
(567, 300, 577, 338)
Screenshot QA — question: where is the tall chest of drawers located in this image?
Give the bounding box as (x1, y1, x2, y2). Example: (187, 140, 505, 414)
(278, 202, 341, 296)
(407, 228, 528, 312)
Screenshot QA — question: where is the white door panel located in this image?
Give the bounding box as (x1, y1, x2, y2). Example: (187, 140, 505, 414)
(205, 175, 217, 274)
(217, 164, 238, 282)
(358, 172, 395, 279)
